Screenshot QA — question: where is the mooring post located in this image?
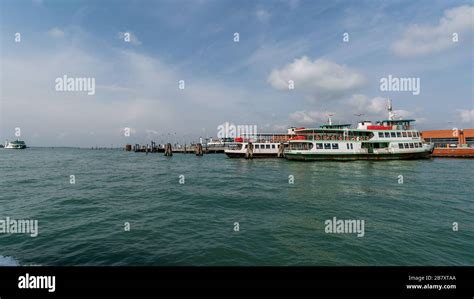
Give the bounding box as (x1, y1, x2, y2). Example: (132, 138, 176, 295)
(278, 143, 285, 158)
(195, 143, 203, 156)
(245, 142, 253, 159)
(164, 143, 173, 156)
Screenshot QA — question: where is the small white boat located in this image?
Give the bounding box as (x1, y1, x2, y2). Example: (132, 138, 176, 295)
(4, 140, 27, 149)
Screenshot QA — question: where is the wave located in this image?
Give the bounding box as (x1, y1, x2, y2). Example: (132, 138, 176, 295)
(0, 255, 20, 266)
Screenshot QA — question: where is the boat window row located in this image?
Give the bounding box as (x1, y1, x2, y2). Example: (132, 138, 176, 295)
(307, 135, 371, 141)
(253, 144, 276, 149)
(290, 143, 313, 150)
(378, 131, 420, 138)
(398, 142, 423, 149)
(315, 143, 352, 150)
(241, 143, 277, 149)
(289, 142, 356, 151)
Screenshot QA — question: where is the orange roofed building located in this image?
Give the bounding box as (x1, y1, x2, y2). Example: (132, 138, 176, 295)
(421, 129, 474, 157)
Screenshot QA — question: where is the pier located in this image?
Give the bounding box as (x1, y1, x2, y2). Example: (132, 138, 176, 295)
(125, 143, 225, 154)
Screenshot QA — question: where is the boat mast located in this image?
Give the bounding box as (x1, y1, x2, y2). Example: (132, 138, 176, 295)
(327, 113, 334, 125)
(387, 98, 395, 120)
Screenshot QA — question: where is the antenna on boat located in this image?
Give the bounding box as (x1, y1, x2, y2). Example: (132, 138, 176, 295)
(327, 113, 334, 125)
(387, 98, 395, 120)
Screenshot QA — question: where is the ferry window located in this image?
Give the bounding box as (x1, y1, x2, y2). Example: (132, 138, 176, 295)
(396, 132, 401, 137)
(378, 132, 384, 138)
(416, 132, 420, 137)
(324, 143, 331, 149)
(266, 144, 270, 149)
(384, 132, 390, 138)
(398, 143, 404, 148)
(415, 143, 419, 148)
(407, 132, 413, 137)
(402, 132, 407, 137)
(254, 144, 259, 149)
(316, 143, 323, 149)
(272, 144, 275, 149)
(243, 145, 247, 149)
(404, 143, 409, 148)
(409, 143, 414, 148)
(346, 143, 349, 149)
(390, 132, 396, 137)
(332, 143, 339, 149)
(309, 143, 314, 150)
(350, 143, 353, 149)
(419, 142, 423, 147)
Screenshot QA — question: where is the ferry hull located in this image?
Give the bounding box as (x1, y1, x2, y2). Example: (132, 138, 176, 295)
(225, 152, 279, 158)
(285, 151, 432, 161)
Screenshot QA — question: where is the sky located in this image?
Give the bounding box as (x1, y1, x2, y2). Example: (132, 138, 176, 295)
(0, 0, 473, 147)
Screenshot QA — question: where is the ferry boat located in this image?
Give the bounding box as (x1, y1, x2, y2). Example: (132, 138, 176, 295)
(224, 132, 296, 158)
(4, 140, 27, 149)
(284, 100, 434, 161)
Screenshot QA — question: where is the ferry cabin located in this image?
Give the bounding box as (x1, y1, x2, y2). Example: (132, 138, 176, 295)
(284, 120, 434, 160)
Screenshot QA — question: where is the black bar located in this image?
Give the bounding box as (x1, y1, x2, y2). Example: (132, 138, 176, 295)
(0, 266, 472, 298)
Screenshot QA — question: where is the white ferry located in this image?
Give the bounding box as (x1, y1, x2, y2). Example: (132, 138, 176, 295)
(224, 133, 295, 158)
(4, 140, 27, 149)
(284, 100, 434, 161)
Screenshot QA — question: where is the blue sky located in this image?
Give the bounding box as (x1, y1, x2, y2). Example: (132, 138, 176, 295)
(1, 0, 473, 146)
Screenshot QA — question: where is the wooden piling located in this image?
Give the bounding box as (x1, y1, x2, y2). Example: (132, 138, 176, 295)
(164, 143, 173, 156)
(195, 143, 203, 156)
(277, 143, 285, 158)
(245, 142, 254, 159)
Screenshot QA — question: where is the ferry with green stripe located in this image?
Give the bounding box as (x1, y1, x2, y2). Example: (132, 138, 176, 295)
(284, 99, 434, 161)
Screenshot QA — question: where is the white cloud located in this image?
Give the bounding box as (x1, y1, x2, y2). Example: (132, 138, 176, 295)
(256, 8, 271, 23)
(288, 110, 327, 125)
(458, 109, 474, 123)
(1, 42, 271, 146)
(268, 56, 366, 101)
(118, 31, 142, 45)
(391, 5, 474, 57)
(288, 95, 427, 127)
(347, 94, 420, 120)
(347, 94, 387, 115)
(47, 27, 65, 38)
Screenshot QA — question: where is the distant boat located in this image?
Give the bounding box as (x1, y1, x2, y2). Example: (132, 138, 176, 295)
(4, 140, 27, 149)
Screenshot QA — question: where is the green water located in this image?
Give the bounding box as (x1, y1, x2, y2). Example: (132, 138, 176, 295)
(0, 148, 473, 266)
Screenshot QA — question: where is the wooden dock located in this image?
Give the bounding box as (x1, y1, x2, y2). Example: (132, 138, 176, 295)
(125, 143, 225, 154)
